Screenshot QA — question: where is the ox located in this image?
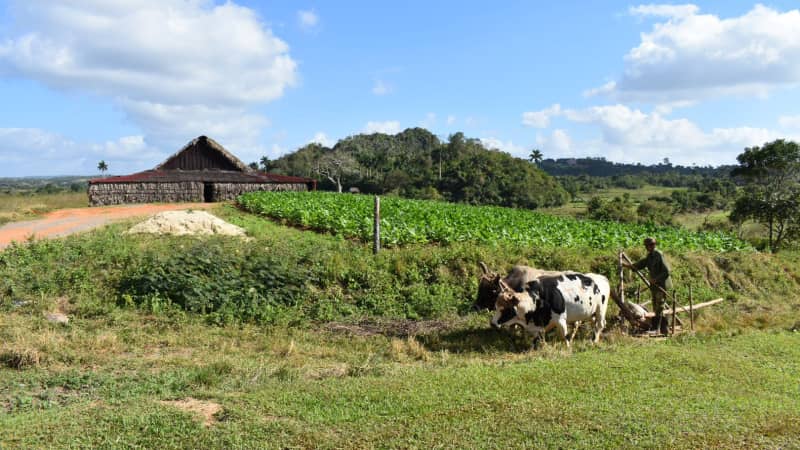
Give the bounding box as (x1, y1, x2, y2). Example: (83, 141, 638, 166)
(473, 262, 571, 311)
(491, 272, 611, 347)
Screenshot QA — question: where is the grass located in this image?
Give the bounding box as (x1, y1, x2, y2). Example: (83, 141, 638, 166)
(0, 191, 87, 225)
(1, 305, 798, 448)
(1, 198, 799, 447)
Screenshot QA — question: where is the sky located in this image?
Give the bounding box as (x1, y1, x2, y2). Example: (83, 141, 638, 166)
(1, 1, 800, 176)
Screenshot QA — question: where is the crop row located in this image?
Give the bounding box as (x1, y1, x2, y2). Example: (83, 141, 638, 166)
(237, 191, 751, 252)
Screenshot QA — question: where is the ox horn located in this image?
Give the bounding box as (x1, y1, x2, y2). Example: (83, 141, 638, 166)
(498, 279, 512, 292)
(479, 261, 490, 275)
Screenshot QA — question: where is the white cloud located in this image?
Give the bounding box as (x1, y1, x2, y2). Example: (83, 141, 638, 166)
(779, 115, 800, 129)
(297, 9, 319, 30)
(372, 80, 392, 95)
(583, 81, 616, 98)
(364, 121, 401, 134)
(266, 143, 287, 159)
(446, 115, 456, 125)
(597, 4, 800, 102)
(541, 103, 787, 165)
(522, 104, 562, 128)
(550, 129, 572, 152)
(0, 1, 297, 157)
(533, 130, 572, 156)
(0, 128, 162, 176)
(479, 137, 525, 156)
(120, 99, 269, 153)
(420, 112, 436, 128)
(629, 4, 699, 19)
(310, 132, 333, 147)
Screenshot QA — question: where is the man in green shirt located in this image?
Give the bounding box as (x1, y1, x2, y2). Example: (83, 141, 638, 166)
(623, 237, 672, 334)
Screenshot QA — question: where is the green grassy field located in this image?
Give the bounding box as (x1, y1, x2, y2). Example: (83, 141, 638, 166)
(1, 200, 799, 448)
(2, 308, 798, 449)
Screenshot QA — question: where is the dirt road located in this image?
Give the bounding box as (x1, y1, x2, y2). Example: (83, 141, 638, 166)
(0, 203, 215, 249)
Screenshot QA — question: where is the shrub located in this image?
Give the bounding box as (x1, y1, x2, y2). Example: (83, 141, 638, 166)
(116, 238, 313, 325)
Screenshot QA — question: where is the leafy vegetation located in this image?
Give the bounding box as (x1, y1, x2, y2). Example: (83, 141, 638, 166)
(238, 191, 751, 252)
(117, 238, 313, 325)
(1, 204, 799, 447)
(268, 128, 569, 209)
(730, 139, 800, 252)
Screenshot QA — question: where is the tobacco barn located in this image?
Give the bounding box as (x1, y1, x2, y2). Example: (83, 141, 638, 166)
(88, 136, 316, 206)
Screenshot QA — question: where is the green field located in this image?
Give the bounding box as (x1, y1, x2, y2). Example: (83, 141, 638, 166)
(239, 191, 750, 252)
(1, 199, 799, 448)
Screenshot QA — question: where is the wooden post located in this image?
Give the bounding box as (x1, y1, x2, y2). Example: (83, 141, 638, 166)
(671, 292, 677, 336)
(373, 196, 380, 254)
(618, 251, 625, 304)
(689, 285, 694, 331)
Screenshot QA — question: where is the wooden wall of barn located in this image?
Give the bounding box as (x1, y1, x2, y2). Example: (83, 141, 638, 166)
(89, 182, 308, 205)
(211, 182, 308, 201)
(88, 182, 203, 206)
(159, 145, 239, 171)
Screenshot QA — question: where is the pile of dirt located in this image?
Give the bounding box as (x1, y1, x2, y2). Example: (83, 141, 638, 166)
(126, 211, 247, 237)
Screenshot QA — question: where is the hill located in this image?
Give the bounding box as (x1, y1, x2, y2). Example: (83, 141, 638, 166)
(268, 128, 569, 209)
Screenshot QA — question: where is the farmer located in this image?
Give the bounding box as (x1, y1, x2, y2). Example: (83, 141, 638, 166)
(623, 237, 672, 334)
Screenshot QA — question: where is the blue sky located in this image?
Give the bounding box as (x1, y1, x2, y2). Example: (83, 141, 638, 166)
(1, 1, 800, 176)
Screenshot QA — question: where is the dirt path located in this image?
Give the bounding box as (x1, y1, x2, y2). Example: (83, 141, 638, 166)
(0, 203, 215, 249)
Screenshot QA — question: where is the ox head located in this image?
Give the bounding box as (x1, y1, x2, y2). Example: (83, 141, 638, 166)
(473, 261, 502, 311)
(490, 279, 535, 329)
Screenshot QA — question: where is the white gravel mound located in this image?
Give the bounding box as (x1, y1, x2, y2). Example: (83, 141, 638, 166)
(126, 210, 247, 237)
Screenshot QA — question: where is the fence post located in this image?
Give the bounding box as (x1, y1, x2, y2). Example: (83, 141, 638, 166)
(373, 196, 380, 254)
(671, 292, 677, 336)
(689, 284, 694, 331)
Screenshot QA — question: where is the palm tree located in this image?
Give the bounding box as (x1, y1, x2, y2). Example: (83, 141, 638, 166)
(97, 160, 108, 174)
(528, 149, 543, 165)
(259, 156, 271, 172)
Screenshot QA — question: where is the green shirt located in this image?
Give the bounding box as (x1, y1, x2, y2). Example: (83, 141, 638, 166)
(633, 249, 672, 290)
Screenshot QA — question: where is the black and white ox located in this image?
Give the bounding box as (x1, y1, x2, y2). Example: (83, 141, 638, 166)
(491, 272, 611, 347)
(473, 262, 571, 311)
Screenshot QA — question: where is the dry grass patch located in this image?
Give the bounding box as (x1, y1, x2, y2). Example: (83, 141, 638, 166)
(0, 347, 42, 369)
(389, 336, 431, 362)
(159, 398, 223, 427)
(323, 318, 458, 337)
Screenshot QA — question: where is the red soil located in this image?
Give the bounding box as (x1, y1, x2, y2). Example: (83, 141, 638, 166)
(0, 203, 215, 249)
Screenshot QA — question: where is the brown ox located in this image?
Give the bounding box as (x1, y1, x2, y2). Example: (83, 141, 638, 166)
(473, 262, 572, 311)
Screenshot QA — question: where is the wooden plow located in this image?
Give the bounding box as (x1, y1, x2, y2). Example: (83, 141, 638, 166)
(614, 251, 725, 336)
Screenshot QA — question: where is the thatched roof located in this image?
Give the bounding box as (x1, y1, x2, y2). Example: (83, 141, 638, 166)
(155, 135, 252, 172)
(89, 135, 315, 186)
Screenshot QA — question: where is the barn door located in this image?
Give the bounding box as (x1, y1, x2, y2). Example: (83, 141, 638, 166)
(203, 183, 214, 202)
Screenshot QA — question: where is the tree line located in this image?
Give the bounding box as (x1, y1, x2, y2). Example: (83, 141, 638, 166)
(259, 130, 799, 252)
(265, 128, 570, 210)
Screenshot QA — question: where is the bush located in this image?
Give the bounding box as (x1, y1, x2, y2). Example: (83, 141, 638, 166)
(116, 238, 313, 325)
(637, 200, 675, 226)
(586, 195, 637, 223)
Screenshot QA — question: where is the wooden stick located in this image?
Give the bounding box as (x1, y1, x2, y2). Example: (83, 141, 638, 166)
(618, 251, 625, 303)
(671, 292, 676, 336)
(689, 285, 694, 331)
(621, 251, 678, 303)
(643, 298, 724, 317)
(373, 196, 380, 254)
(620, 253, 651, 287)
